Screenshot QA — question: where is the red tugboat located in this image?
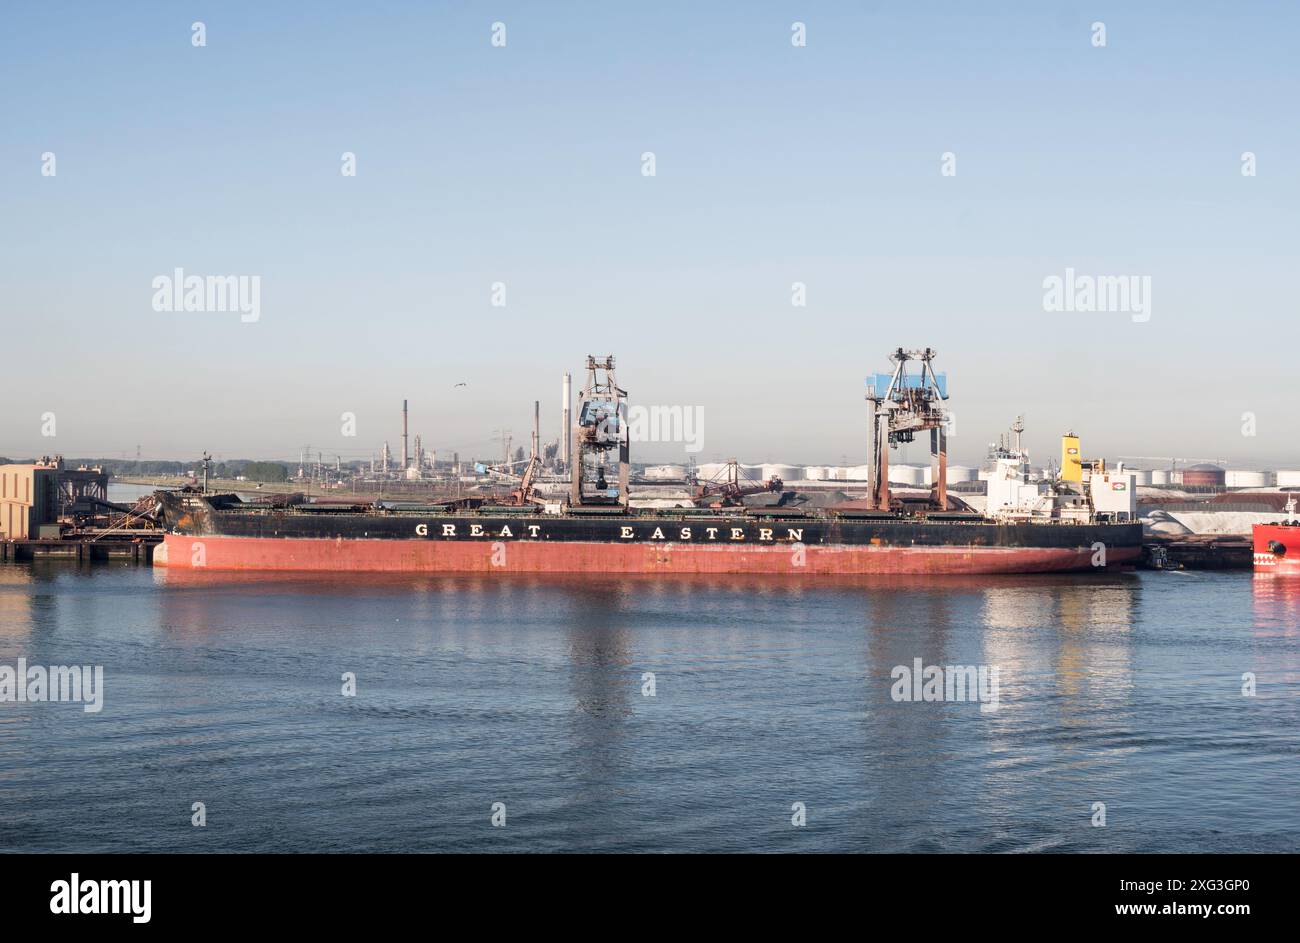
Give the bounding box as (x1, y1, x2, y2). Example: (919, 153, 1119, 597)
(1253, 495, 1300, 575)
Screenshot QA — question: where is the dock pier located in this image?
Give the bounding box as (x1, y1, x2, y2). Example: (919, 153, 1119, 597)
(1, 535, 160, 565)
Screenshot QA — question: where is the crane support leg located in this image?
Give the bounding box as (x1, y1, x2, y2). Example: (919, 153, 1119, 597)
(874, 415, 891, 511)
(618, 433, 630, 500)
(930, 426, 947, 510)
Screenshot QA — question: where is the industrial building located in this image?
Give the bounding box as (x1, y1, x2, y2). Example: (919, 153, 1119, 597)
(0, 463, 58, 539)
(0, 457, 110, 539)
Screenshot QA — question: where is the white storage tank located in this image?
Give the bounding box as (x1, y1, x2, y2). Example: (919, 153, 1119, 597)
(803, 466, 827, 481)
(1225, 469, 1270, 488)
(761, 464, 802, 482)
(946, 465, 977, 484)
(1276, 470, 1300, 489)
(1151, 469, 1171, 485)
(848, 464, 874, 481)
(737, 464, 761, 481)
(644, 464, 686, 480)
(696, 462, 729, 481)
(1132, 469, 1152, 486)
(888, 465, 925, 486)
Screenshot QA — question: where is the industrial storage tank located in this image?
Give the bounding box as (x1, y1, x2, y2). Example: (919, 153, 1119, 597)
(827, 466, 851, 481)
(761, 464, 803, 482)
(848, 465, 874, 481)
(643, 464, 686, 480)
(1151, 469, 1171, 486)
(1225, 469, 1271, 488)
(695, 462, 729, 481)
(1131, 469, 1152, 487)
(803, 466, 827, 481)
(888, 465, 925, 486)
(1182, 463, 1225, 488)
(945, 465, 977, 484)
(737, 464, 762, 481)
(1276, 470, 1300, 489)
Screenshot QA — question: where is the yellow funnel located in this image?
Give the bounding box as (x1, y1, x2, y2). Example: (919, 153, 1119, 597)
(1061, 433, 1082, 483)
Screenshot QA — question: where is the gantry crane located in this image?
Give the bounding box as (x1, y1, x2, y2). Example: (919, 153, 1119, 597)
(568, 355, 630, 507)
(866, 347, 950, 511)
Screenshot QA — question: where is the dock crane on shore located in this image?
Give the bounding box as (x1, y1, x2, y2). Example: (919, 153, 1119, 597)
(866, 348, 950, 511)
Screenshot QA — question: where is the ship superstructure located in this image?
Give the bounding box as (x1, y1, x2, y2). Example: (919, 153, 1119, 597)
(982, 420, 1137, 524)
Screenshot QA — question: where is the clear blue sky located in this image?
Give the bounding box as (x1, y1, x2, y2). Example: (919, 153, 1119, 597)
(2, 2, 1297, 469)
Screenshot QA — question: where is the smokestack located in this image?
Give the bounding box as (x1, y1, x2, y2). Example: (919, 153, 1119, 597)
(561, 373, 572, 470)
(401, 399, 409, 471)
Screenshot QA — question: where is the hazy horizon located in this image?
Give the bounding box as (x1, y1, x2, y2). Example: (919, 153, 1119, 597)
(3, 3, 1297, 470)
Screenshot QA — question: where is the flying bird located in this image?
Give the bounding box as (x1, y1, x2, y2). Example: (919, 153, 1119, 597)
(453, 382, 467, 388)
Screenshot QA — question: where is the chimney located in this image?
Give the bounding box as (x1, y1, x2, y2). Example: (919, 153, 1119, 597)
(561, 373, 572, 470)
(401, 399, 409, 471)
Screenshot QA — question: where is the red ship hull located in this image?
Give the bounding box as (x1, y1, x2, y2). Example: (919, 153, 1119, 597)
(1253, 523, 1300, 575)
(154, 534, 1139, 575)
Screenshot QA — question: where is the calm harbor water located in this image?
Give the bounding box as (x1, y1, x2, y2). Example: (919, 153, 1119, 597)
(0, 561, 1296, 853)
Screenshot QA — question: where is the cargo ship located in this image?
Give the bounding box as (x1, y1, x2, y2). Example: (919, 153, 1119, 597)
(1253, 496, 1300, 575)
(151, 491, 1142, 574)
(151, 350, 1143, 575)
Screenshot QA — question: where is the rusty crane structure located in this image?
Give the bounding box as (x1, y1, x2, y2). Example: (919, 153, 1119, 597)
(866, 347, 950, 511)
(568, 355, 630, 507)
(688, 459, 791, 508)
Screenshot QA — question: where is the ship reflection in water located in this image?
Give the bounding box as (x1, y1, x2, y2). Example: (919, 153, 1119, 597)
(1252, 572, 1300, 634)
(0, 565, 1295, 852)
